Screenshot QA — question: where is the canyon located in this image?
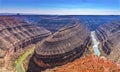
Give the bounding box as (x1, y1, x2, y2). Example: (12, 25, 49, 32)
(0, 16, 51, 71)
(28, 23, 91, 72)
(0, 15, 120, 72)
(96, 21, 120, 64)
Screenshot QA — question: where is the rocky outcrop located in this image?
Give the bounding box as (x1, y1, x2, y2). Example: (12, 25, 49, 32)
(96, 21, 120, 64)
(28, 23, 91, 72)
(54, 55, 120, 72)
(0, 16, 51, 69)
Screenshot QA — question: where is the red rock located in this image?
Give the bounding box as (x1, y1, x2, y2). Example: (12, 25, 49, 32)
(55, 55, 120, 72)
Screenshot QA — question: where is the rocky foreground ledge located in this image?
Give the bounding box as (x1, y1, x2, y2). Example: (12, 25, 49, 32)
(0, 16, 51, 71)
(96, 21, 120, 64)
(28, 23, 91, 72)
(52, 55, 120, 72)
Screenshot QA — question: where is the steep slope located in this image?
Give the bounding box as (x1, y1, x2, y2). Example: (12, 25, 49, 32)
(96, 21, 120, 64)
(54, 55, 120, 72)
(0, 16, 51, 70)
(28, 23, 91, 72)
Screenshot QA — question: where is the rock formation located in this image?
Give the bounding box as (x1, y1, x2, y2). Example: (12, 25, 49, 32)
(54, 55, 120, 72)
(37, 18, 78, 32)
(14, 15, 120, 31)
(96, 21, 120, 64)
(0, 16, 51, 69)
(28, 23, 91, 72)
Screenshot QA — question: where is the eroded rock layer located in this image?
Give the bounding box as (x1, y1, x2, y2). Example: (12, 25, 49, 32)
(28, 23, 91, 72)
(14, 15, 120, 31)
(96, 21, 120, 64)
(37, 18, 78, 32)
(0, 16, 51, 68)
(54, 55, 120, 72)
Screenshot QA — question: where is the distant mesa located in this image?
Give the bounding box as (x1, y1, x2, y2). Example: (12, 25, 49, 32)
(11, 15, 120, 31)
(17, 13, 20, 15)
(37, 18, 78, 32)
(0, 13, 20, 15)
(28, 23, 91, 72)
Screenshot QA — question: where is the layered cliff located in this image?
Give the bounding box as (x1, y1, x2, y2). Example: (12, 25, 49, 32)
(28, 23, 91, 72)
(96, 21, 120, 64)
(37, 18, 78, 32)
(0, 16, 51, 69)
(14, 15, 120, 31)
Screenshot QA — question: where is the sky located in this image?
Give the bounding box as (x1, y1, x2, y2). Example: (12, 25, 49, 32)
(0, 0, 120, 15)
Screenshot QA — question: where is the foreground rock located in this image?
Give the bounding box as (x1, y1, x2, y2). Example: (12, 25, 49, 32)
(96, 21, 120, 64)
(0, 16, 51, 71)
(54, 55, 120, 72)
(28, 23, 91, 72)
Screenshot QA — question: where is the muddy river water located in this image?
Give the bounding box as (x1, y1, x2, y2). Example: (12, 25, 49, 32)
(91, 31, 101, 56)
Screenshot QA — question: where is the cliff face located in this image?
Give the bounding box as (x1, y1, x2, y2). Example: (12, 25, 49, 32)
(0, 16, 51, 69)
(54, 55, 120, 72)
(14, 15, 78, 32)
(28, 23, 91, 72)
(96, 21, 120, 64)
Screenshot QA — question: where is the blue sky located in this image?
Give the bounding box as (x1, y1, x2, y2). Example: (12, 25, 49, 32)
(0, 0, 120, 15)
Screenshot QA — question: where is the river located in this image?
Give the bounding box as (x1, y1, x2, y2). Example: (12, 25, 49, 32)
(15, 47, 35, 72)
(15, 31, 101, 72)
(91, 31, 101, 56)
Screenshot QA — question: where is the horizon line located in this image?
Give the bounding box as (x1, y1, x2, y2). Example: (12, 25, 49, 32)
(1, 8, 120, 15)
(0, 13, 120, 15)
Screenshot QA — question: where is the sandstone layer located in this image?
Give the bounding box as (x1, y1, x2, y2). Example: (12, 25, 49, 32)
(28, 23, 91, 72)
(96, 21, 120, 64)
(37, 18, 78, 32)
(14, 15, 120, 31)
(54, 55, 120, 72)
(0, 16, 51, 70)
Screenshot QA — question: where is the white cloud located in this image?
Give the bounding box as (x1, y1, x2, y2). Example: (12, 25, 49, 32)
(0, 8, 120, 15)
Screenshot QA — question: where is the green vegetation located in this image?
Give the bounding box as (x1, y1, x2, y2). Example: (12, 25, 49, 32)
(15, 47, 35, 72)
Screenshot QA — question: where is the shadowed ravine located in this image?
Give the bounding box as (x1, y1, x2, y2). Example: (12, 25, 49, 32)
(15, 47, 35, 72)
